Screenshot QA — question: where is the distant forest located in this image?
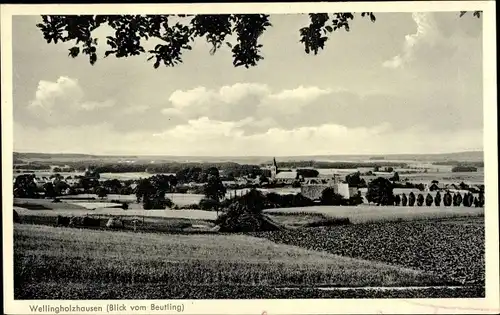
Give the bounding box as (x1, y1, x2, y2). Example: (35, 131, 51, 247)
(269, 161, 409, 169)
(432, 161, 484, 168)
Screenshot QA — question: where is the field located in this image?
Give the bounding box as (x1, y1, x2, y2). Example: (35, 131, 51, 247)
(14, 206, 218, 221)
(264, 205, 484, 224)
(253, 216, 485, 286)
(14, 224, 445, 299)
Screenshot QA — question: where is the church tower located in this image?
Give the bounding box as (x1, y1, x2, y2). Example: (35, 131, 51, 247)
(270, 157, 278, 180)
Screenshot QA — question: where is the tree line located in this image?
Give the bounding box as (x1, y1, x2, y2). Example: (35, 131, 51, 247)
(366, 177, 485, 207)
(266, 161, 409, 169)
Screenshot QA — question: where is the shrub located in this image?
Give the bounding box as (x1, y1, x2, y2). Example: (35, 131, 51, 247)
(394, 194, 401, 206)
(478, 191, 485, 207)
(416, 183, 425, 191)
(417, 194, 424, 206)
(348, 193, 364, 206)
(215, 189, 282, 232)
(291, 181, 301, 188)
(453, 193, 463, 207)
(121, 203, 129, 210)
(320, 188, 348, 206)
(425, 193, 434, 206)
(408, 192, 416, 207)
(473, 197, 479, 207)
(265, 192, 282, 208)
(291, 193, 314, 207)
(199, 198, 219, 211)
(401, 193, 408, 206)
(434, 192, 442, 206)
(443, 192, 452, 206)
(464, 192, 474, 207)
(143, 196, 173, 210)
(181, 203, 200, 210)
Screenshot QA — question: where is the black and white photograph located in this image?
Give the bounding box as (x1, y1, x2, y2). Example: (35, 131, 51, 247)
(2, 1, 498, 314)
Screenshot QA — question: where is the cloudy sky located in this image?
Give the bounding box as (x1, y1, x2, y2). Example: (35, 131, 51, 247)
(12, 12, 483, 156)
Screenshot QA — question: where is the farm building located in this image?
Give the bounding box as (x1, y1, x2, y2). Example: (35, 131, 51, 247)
(301, 174, 351, 200)
(301, 183, 350, 200)
(275, 171, 298, 184)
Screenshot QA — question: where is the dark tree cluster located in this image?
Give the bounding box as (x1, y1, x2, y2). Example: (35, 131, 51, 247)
(135, 174, 175, 209)
(366, 177, 394, 206)
(345, 172, 367, 188)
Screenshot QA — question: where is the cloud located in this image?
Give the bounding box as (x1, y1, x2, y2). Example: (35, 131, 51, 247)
(160, 83, 482, 137)
(268, 86, 333, 101)
(27, 76, 115, 125)
(383, 12, 482, 74)
(383, 13, 437, 69)
(123, 104, 150, 115)
(14, 119, 483, 156)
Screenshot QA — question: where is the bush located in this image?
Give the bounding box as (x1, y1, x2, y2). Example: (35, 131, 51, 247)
(181, 203, 200, 210)
(464, 192, 474, 207)
(401, 193, 408, 206)
(143, 196, 173, 210)
(121, 203, 129, 210)
(434, 192, 442, 206)
(291, 193, 314, 207)
(417, 194, 424, 206)
(453, 193, 463, 207)
(425, 193, 434, 206)
(199, 198, 219, 211)
(348, 193, 364, 206)
(443, 192, 452, 206)
(394, 194, 401, 206)
(320, 188, 348, 206)
(265, 192, 282, 208)
(408, 192, 416, 207)
(291, 181, 301, 188)
(215, 189, 282, 232)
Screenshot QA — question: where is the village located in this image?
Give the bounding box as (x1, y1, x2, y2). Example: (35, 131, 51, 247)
(13, 155, 485, 209)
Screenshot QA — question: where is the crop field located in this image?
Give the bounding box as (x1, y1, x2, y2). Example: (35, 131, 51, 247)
(401, 171, 484, 184)
(14, 224, 444, 299)
(264, 205, 484, 224)
(253, 216, 485, 287)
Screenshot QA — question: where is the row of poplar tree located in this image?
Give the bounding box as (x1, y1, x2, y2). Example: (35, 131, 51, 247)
(395, 191, 485, 207)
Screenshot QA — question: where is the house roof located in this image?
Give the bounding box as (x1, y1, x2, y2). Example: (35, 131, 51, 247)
(276, 171, 297, 179)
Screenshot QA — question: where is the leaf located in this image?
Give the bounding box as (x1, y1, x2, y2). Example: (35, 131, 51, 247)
(147, 56, 154, 61)
(153, 60, 160, 69)
(68, 46, 80, 58)
(104, 50, 115, 58)
(325, 25, 333, 33)
(225, 41, 233, 48)
(459, 11, 467, 17)
(89, 53, 97, 65)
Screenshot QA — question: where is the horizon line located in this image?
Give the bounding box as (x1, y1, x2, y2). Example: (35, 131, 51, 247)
(13, 150, 484, 158)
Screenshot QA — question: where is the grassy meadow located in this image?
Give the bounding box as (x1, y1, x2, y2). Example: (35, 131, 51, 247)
(14, 224, 446, 299)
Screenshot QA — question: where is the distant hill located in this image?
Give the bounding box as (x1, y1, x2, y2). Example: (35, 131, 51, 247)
(13, 151, 483, 165)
